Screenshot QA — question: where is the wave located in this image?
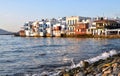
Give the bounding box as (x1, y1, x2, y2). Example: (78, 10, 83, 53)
(52, 50, 119, 75)
(30, 45, 68, 48)
(74, 50, 118, 68)
(13, 50, 120, 76)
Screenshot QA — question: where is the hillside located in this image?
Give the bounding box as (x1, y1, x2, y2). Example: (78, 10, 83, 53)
(0, 29, 13, 35)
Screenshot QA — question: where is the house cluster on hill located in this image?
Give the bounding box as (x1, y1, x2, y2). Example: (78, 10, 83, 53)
(19, 16, 120, 37)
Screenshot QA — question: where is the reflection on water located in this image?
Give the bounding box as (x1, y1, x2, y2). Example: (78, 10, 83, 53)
(0, 35, 120, 75)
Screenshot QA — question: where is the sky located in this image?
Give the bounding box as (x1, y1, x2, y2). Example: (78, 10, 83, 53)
(0, 0, 120, 32)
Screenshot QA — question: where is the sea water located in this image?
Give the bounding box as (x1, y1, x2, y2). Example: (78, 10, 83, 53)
(0, 35, 120, 76)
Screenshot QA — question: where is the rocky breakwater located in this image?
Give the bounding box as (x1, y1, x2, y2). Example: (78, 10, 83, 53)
(59, 50, 120, 76)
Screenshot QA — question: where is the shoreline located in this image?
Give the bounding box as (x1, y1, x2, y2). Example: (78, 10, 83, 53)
(62, 34, 120, 38)
(15, 34, 120, 38)
(59, 51, 120, 76)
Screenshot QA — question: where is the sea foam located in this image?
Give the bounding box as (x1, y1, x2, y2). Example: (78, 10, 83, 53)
(41, 50, 119, 76)
(76, 50, 118, 68)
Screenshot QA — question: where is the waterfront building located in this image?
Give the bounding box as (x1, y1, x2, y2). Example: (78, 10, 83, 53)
(19, 16, 120, 37)
(24, 21, 34, 36)
(66, 16, 84, 25)
(39, 21, 47, 37)
(22, 20, 47, 37)
(53, 23, 61, 37)
(53, 23, 67, 37)
(66, 16, 82, 35)
(57, 17, 67, 35)
(46, 21, 53, 37)
(88, 22, 97, 35)
(32, 21, 40, 36)
(20, 17, 66, 37)
(51, 17, 66, 36)
(66, 16, 91, 35)
(90, 17, 120, 35)
(74, 22, 89, 35)
(19, 30, 25, 37)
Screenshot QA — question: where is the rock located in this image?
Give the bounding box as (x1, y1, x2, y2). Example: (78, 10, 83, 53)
(108, 74, 115, 76)
(102, 66, 111, 72)
(85, 66, 94, 74)
(76, 72, 85, 76)
(63, 73, 70, 76)
(103, 63, 111, 67)
(59, 72, 64, 76)
(59, 53, 120, 76)
(117, 59, 120, 62)
(95, 73, 102, 76)
(87, 74, 93, 76)
(112, 68, 120, 75)
(102, 66, 112, 76)
(111, 63, 120, 75)
(59, 69, 66, 76)
(40, 71, 49, 76)
(112, 58, 118, 63)
(80, 61, 89, 68)
(118, 73, 120, 76)
(102, 73, 108, 76)
(112, 63, 118, 68)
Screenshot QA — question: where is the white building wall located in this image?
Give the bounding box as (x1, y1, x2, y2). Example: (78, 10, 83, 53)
(25, 30, 30, 36)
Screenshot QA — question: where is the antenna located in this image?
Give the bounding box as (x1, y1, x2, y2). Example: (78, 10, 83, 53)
(103, 13, 104, 17)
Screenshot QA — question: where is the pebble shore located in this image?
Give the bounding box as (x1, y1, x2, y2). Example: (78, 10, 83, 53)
(59, 53, 120, 76)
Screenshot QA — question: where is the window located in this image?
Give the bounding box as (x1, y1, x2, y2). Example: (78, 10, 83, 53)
(69, 20, 72, 25)
(99, 23, 103, 27)
(25, 28, 28, 30)
(71, 20, 73, 25)
(77, 29, 81, 32)
(40, 24, 43, 27)
(70, 28, 72, 32)
(40, 29, 43, 32)
(73, 20, 74, 25)
(75, 19, 77, 23)
(68, 20, 69, 25)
